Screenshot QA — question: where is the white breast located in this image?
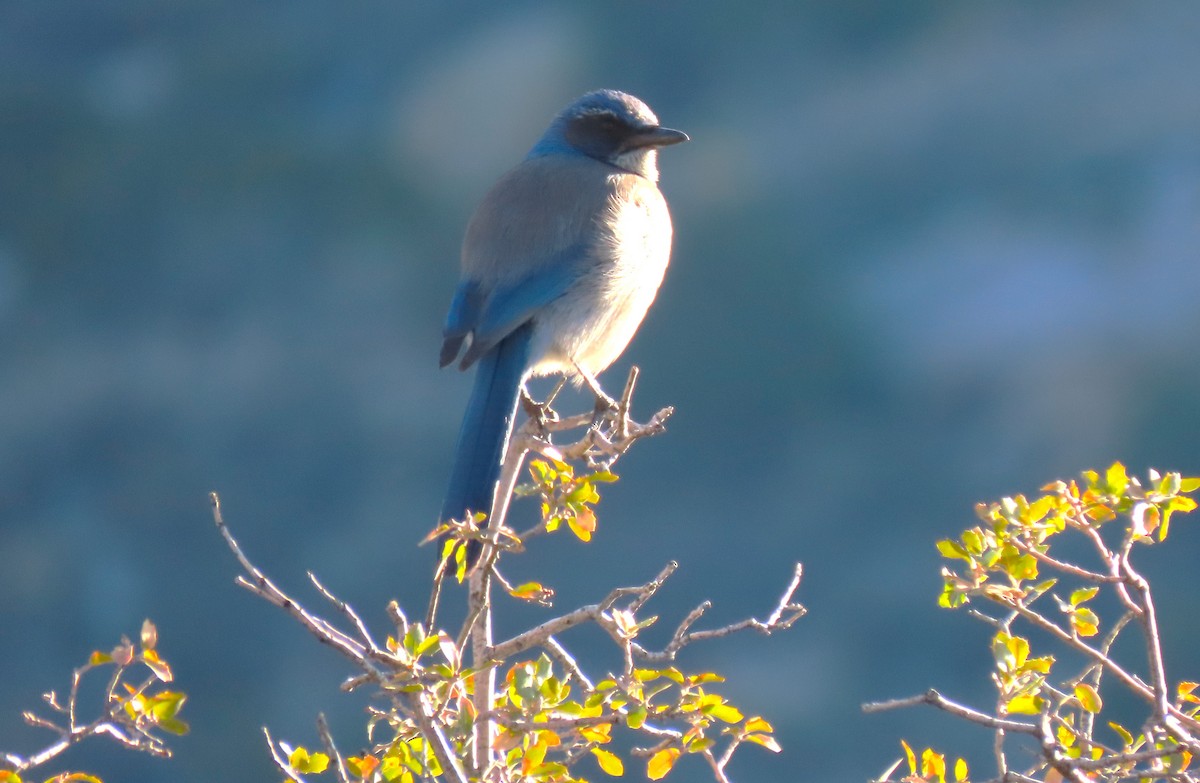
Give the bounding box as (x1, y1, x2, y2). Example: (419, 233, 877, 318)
(529, 175, 673, 378)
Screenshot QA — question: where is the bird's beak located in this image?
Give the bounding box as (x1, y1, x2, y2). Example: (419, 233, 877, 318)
(628, 125, 690, 150)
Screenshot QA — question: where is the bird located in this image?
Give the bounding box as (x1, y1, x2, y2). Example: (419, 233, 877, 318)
(438, 89, 688, 568)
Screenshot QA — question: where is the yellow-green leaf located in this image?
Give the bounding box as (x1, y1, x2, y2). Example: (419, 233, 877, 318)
(510, 582, 553, 603)
(1105, 462, 1129, 495)
(921, 748, 946, 783)
(901, 740, 917, 774)
(743, 733, 782, 753)
(743, 716, 773, 733)
(1069, 587, 1098, 606)
(1006, 693, 1042, 715)
(568, 507, 596, 542)
(592, 748, 624, 776)
(1075, 683, 1102, 713)
(1108, 721, 1134, 747)
(288, 747, 330, 774)
(626, 705, 647, 729)
(703, 702, 743, 723)
(646, 748, 679, 780)
(937, 539, 969, 560)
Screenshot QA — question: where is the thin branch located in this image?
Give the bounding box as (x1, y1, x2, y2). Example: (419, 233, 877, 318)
(410, 694, 470, 783)
(1009, 538, 1117, 583)
(316, 713, 351, 783)
(862, 690, 1039, 734)
(636, 563, 806, 663)
(309, 571, 383, 656)
(210, 493, 379, 673)
(263, 727, 306, 783)
(544, 636, 593, 691)
(1119, 552, 1171, 720)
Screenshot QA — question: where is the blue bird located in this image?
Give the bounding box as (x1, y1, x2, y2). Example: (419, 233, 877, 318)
(439, 89, 688, 567)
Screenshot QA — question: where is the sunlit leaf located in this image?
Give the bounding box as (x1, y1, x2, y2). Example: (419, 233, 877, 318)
(1006, 693, 1042, 715)
(937, 539, 969, 560)
(744, 716, 773, 733)
(140, 619, 158, 650)
(568, 507, 596, 542)
(1105, 462, 1129, 495)
(646, 748, 680, 780)
(703, 702, 743, 723)
(626, 705, 647, 729)
(901, 740, 917, 774)
(1069, 587, 1098, 606)
(921, 748, 946, 783)
(1071, 607, 1099, 637)
(510, 582, 554, 603)
(288, 747, 330, 774)
(347, 755, 380, 778)
(592, 748, 624, 776)
(1074, 683, 1102, 713)
(88, 650, 112, 666)
(743, 733, 782, 753)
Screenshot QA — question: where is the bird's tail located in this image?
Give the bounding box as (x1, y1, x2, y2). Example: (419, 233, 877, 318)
(440, 322, 533, 568)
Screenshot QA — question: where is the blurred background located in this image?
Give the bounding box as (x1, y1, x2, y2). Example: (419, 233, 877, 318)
(3, 2, 1199, 781)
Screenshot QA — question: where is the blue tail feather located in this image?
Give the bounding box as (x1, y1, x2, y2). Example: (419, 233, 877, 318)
(440, 321, 533, 566)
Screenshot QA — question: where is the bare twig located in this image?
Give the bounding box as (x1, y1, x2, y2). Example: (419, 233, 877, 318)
(264, 727, 306, 783)
(636, 563, 806, 663)
(862, 690, 1038, 734)
(316, 713, 351, 783)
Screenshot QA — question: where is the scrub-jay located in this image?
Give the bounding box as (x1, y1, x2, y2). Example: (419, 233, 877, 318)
(439, 89, 688, 566)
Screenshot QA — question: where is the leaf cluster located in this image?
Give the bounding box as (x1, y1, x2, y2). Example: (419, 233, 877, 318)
(1, 620, 187, 783)
(875, 464, 1200, 783)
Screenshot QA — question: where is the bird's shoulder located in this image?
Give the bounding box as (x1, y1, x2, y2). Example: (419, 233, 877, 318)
(462, 155, 634, 281)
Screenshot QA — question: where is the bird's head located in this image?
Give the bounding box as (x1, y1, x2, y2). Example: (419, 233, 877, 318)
(530, 89, 689, 181)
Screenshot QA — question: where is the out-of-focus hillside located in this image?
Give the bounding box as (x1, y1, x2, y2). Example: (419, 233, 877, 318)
(2, 3, 1199, 780)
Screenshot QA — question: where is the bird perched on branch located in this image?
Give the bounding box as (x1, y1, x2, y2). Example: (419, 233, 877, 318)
(438, 89, 688, 567)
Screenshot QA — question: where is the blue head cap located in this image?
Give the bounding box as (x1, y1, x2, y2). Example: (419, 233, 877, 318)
(528, 89, 689, 180)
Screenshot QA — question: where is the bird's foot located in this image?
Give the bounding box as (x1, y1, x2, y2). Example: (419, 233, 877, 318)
(589, 389, 620, 431)
(520, 387, 559, 432)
